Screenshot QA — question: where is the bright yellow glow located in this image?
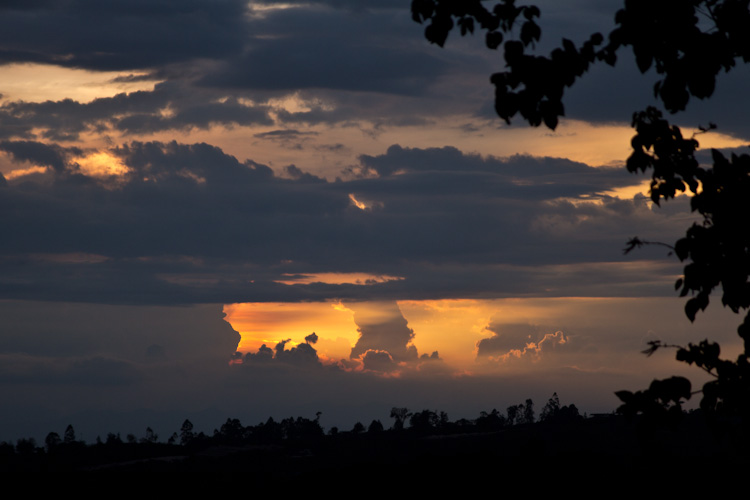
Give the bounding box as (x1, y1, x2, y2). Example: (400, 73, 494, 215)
(4, 165, 49, 180)
(223, 295, 745, 378)
(267, 92, 334, 114)
(74, 151, 131, 177)
(348, 193, 383, 210)
(275, 272, 405, 286)
(224, 301, 360, 360)
(601, 179, 651, 199)
(0, 63, 158, 104)
(349, 193, 367, 210)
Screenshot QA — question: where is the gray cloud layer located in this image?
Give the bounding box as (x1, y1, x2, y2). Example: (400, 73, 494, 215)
(0, 139, 688, 304)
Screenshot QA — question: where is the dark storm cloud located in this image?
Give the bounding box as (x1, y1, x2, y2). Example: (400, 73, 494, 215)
(0, 140, 79, 172)
(195, 2, 453, 98)
(0, 82, 273, 141)
(0, 139, 691, 304)
(1, 0, 745, 140)
(202, 36, 445, 95)
(0, 2, 458, 138)
(0, 0, 249, 70)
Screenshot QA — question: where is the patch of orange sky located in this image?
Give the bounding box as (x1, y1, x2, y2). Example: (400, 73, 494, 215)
(0, 63, 158, 104)
(224, 297, 628, 372)
(224, 294, 746, 380)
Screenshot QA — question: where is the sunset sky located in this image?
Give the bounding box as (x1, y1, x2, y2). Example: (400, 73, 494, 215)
(2, 0, 748, 441)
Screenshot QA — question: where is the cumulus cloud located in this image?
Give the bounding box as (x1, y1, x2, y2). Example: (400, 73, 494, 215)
(241, 338, 322, 368)
(476, 323, 540, 357)
(477, 321, 571, 362)
(360, 349, 397, 372)
(349, 302, 419, 362)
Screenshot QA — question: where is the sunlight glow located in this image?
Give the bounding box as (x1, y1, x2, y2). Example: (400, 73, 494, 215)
(349, 193, 367, 210)
(348, 193, 383, 211)
(4, 166, 49, 180)
(275, 273, 405, 286)
(267, 92, 335, 114)
(224, 301, 360, 359)
(0, 63, 158, 103)
(223, 296, 744, 379)
(74, 152, 131, 178)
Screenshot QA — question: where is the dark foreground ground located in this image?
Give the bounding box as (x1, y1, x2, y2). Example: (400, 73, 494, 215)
(4, 412, 749, 494)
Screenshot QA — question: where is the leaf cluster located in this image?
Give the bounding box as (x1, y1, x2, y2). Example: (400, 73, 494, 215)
(413, 0, 750, 424)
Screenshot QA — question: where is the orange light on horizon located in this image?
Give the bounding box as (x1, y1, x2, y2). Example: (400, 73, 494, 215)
(224, 301, 360, 361)
(274, 272, 404, 286)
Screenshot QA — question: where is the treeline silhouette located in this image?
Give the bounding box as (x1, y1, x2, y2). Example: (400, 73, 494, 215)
(2, 393, 748, 493)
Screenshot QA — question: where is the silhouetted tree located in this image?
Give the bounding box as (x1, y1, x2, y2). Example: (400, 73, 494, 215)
(44, 432, 61, 451)
(540, 393, 561, 422)
(218, 418, 244, 443)
(476, 409, 506, 431)
(106, 433, 122, 445)
(409, 409, 439, 434)
(15, 438, 37, 455)
(63, 424, 76, 444)
(412, 0, 750, 425)
(506, 404, 520, 426)
(351, 422, 366, 434)
(390, 407, 412, 431)
(521, 399, 535, 425)
(141, 427, 158, 444)
(180, 419, 195, 445)
(368, 419, 384, 434)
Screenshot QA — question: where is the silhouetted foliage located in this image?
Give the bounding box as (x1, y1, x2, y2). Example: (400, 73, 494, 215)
(45, 432, 61, 451)
(540, 393, 560, 422)
(63, 424, 76, 444)
(521, 398, 535, 425)
(217, 418, 244, 443)
(476, 409, 506, 431)
(105, 433, 122, 446)
(15, 438, 37, 455)
(540, 393, 582, 424)
(368, 419, 384, 434)
(351, 422, 366, 434)
(141, 427, 159, 444)
(506, 404, 519, 426)
(412, 0, 750, 428)
(409, 409, 440, 434)
(180, 419, 195, 446)
(390, 407, 412, 431)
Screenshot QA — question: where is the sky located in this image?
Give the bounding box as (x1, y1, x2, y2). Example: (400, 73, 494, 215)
(1, 0, 748, 442)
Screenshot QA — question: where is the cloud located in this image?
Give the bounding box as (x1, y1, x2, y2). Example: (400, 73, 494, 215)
(0, 82, 273, 141)
(0, 301, 239, 362)
(0, 140, 78, 172)
(476, 323, 540, 356)
(476, 321, 572, 363)
(349, 302, 419, 362)
(0, 139, 697, 304)
(241, 336, 323, 368)
(360, 349, 397, 372)
(274, 339, 322, 367)
(0, 1, 249, 71)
